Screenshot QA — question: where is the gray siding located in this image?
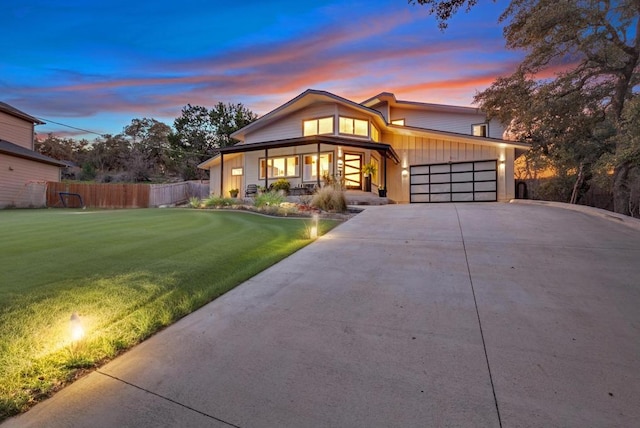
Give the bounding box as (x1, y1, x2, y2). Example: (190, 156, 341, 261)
(389, 107, 505, 139)
(245, 103, 338, 144)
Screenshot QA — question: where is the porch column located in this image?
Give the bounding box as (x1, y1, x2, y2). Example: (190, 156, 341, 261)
(384, 153, 387, 190)
(316, 142, 321, 188)
(264, 149, 269, 189)
(220, 152, 224, 196)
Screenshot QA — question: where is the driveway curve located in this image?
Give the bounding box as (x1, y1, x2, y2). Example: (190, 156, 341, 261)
(4, 203, 640, 427)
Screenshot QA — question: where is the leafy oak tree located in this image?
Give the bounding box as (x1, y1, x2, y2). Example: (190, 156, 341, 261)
(411, 0, 640, 214)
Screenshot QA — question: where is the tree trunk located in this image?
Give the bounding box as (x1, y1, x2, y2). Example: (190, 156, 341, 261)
(613, 160, 632, 215)
(570, 163, 584, 204)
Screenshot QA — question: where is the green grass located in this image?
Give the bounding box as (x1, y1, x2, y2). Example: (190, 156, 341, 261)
(0, 208, 338, 420)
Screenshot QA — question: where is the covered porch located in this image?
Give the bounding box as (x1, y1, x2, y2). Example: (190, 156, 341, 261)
(201, 135, 400, 198)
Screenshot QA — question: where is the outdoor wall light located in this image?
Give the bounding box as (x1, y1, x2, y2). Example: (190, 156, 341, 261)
(402, 169, 409, 177)
(70, 312, 85, 341)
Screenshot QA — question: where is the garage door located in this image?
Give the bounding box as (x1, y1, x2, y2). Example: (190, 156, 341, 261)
(410, 160, 497, 203)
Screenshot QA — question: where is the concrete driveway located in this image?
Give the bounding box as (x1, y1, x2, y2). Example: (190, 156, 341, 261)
(4, 203, 640, 427)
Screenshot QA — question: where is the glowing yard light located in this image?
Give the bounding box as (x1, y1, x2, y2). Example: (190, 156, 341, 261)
(310, 213, 319, 239)
(70, 312, 85, 341)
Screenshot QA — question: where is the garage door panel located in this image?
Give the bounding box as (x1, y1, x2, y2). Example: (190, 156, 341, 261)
(452, 182, 473, 192)
(430, 164, 450, 174)
(430, 193, 452, 202)
(452, 193, 474, 202)
(411, 194, 431, 203)
(411, 165, 430, 175)
(409, 159, 497, 203)
(411, 184, 430, 193)
(430, 183, 451, 193)
(474, 170, 497, 181)
(451, 163, 472, 172)
(474, 160, 496, 170)
(475, 181, 496, 191)
(430, 174, 451, 183)
(412, 175, 429, 185)
(451, 172, 473, 182)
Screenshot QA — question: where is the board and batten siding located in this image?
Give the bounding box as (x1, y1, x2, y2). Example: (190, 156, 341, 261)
(0, 155, 60, 208)
(244, 103, 338, 144)
(386, 134, 515, 203)
(0, 111, 35, 149)
(209, 153, 243, 197)
(389, 107, 505, 139)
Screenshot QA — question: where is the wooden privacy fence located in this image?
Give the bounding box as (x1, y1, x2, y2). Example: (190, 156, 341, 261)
(46, 181, 210, 208)
(149, 181, 209, 207)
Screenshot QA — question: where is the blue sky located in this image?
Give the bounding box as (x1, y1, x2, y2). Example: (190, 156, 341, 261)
(1, 0, 520, 140)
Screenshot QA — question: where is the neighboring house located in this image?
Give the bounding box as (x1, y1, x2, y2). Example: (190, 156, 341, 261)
(0, 102, 67, 208)
(198, 90, 530, 203)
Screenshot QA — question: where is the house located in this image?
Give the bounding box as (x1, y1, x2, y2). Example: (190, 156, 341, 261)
(198, 90, 530, 203)
(0, 102, 67, 208)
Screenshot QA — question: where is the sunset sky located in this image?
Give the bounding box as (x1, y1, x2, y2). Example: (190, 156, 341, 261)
(2, 0, 520, 140)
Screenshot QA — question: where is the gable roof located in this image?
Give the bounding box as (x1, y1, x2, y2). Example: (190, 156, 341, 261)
(361, 92, 483, 115)
(0, 139, 68, 167)
(0, 102, 45, 125)
(230, 89, 387, 142)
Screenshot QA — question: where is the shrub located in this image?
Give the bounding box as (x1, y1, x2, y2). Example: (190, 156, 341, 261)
(188, 197, 201, 208)
(311, 185, 347, 212)
(271, 178, 291, 193)
(254, 191, 285, 208)
(203, 195, 234, 208)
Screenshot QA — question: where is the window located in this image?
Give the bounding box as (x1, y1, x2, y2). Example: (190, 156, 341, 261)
(259, 156, 299, 179)
(339, 117, 368, 137)
(231, 167, 243, 176)
(391, 119, 405, 126)
(371, 125, 380, 142)
(303, 153, 333, 182)
(472, 123, 488, 137)
(303, 117, 334, 136)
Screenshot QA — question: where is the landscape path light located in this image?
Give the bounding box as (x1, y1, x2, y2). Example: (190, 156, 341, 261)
(70, 312, 85, 341)
(310, 213, 319, 239)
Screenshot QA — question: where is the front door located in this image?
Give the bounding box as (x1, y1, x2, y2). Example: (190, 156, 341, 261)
(344, 153, 362, 190)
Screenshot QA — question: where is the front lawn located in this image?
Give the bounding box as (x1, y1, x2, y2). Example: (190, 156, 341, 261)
(0, 208, 337, 420)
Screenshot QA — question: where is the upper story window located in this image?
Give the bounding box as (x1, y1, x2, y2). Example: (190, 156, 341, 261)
(303, 117, 334, 136)
(391, 119, 405, 126)
(371, 125, 380, 142)
(339, 116, 368, 137)
(472, 123, 488, 137)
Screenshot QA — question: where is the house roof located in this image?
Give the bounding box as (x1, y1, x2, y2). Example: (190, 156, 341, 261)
(361, 92, 483, 115)
(0, 139, 68, 167)
(230, 89, 387, 142)
(0, 102, 45, 124)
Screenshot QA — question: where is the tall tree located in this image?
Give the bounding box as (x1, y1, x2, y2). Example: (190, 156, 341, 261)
(170, 102, 257, 179)
(411, 0, 640, 214)
(123, 118, 173, 178)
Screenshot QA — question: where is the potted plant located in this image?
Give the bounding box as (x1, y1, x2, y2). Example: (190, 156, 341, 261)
(378, 186, 387, 198)
(361, 162, 377, 192)
(229, 188, 239, 198)
(362, 162, 377, 177)
(271, 178, 291, 195)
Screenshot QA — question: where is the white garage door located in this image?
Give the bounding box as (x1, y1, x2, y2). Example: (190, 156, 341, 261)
(410, 160, 497, 203)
